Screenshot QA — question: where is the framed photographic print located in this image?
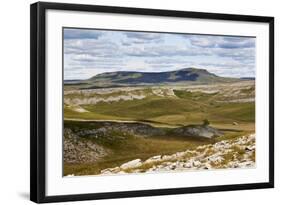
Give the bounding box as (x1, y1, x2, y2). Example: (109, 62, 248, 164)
(30, 2, 274, 203)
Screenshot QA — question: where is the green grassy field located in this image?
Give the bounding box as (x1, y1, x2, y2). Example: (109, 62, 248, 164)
(65, 90, 255, 126)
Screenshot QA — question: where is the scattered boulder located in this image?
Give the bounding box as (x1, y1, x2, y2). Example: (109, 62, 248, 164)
(245, 145, 255, 152)
(145, 155, 162, 163)
(169, 163, 177, 170)
(120, 159, 142, 169)
(183, 162, 192, 168)
(193, 160, 201, 167)
(100, 170, 113, 175)
(162, 155, 173, 161)
(207, 155, 224, 163)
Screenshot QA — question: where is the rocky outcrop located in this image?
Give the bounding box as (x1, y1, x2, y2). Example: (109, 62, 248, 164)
(64, 128, 108, 163)
(100, 134, 255, 175)
(71, 121, 166, 138)
(64, 94, 146, 105)
(172, 125, 223, 138)
(66, 121, 221, 139)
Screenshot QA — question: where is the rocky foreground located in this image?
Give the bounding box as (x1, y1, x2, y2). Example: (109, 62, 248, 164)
(100, 134, 255, 175)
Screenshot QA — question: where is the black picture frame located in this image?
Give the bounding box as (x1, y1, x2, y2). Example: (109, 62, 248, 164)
(30, 1, 274, 203)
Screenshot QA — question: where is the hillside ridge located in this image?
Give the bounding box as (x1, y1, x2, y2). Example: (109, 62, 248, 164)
(66, 67, 242, 89)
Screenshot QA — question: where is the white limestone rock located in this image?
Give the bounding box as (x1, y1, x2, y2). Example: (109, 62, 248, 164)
(120, 159, 142, 169)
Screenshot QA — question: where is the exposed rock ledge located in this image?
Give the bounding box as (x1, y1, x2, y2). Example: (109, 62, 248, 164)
(100, 134, 255, 175)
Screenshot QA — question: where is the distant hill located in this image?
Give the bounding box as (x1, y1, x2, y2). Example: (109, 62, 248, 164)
(240, 77, 255, 80)
(65, 68, 243, 88)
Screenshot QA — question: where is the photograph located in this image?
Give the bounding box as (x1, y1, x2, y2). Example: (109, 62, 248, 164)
(63, 28, 256, 176)
(30, 2, 274, 202)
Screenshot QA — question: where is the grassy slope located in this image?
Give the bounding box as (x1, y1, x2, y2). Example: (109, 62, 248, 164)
(65, 90, 255, 126)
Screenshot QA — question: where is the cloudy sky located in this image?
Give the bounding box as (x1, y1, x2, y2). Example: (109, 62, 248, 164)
(64, 28, 255, 80)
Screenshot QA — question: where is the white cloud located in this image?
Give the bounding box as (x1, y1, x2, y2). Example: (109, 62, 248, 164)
(64, 28, 256, 79)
